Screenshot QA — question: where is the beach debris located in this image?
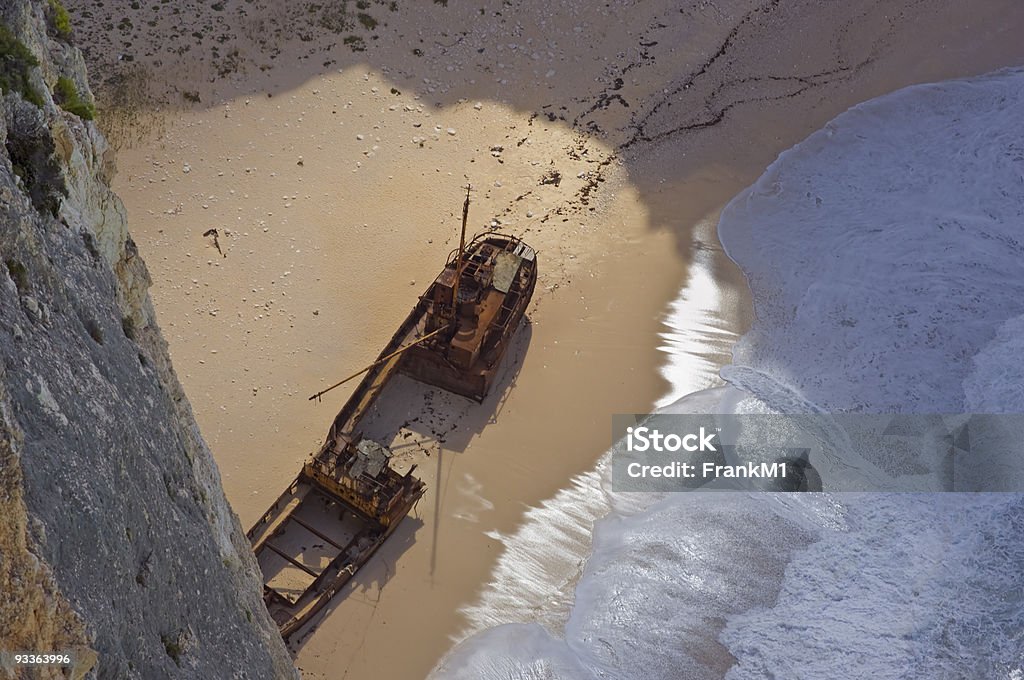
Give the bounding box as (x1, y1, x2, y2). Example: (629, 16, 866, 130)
(539, 169, 562, 186)
(203, 228, 226, 258)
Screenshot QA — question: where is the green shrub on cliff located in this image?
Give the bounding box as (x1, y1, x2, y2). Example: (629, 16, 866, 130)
(54, 76, 95, 120)
(47, 0, 73, 41)
(0, 25, 44, 107)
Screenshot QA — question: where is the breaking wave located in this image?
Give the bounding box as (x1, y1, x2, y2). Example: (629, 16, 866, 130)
(430, 67, 1024, 679)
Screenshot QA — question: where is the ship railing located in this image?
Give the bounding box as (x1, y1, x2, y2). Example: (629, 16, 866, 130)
(486, 286, 521, 337)
(444, 231, 524, 266)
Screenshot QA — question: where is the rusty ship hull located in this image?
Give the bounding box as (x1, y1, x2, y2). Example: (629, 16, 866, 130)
(247, 222, 536, 641)
(402, 232, 537, 402)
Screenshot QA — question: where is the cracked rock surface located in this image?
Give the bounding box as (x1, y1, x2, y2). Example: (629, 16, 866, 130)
(0, 2, 295, 678)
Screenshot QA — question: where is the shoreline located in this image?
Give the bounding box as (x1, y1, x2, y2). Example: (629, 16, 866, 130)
(65, 0, 1024, 677)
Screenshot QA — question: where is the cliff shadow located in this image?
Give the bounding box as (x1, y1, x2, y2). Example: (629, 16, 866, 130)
(66, 0, 1019, 266)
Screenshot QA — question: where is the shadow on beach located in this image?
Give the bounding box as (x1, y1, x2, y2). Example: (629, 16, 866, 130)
(285, 512, 425, 656)
(66, 0, 1019, 267)
(357, 317, 531, 456)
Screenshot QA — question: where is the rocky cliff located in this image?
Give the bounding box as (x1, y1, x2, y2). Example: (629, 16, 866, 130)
(0, 2, 296, 678)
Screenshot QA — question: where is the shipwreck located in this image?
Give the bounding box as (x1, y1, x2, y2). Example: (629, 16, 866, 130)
(246, 188, 537, 639)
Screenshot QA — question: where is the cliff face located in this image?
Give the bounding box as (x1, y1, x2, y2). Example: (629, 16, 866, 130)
(0, 3, 296, 678)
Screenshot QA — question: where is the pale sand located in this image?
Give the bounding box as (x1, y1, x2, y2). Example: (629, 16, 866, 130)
(65, 0, 1024, 677)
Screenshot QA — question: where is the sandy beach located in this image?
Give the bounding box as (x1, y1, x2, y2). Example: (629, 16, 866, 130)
(64, 0, 1024, 677)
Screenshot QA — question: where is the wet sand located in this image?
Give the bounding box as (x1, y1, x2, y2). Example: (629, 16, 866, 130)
(65, 0, 1024, 677)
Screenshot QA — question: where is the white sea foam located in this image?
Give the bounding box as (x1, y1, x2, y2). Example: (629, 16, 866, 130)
(450, 228, 732, 643)
(432, 67, 1024, 679)
(723, 494, 1024, 680)
(718, 67, 1024, 415)
(656, 217, 738, 409)
(454, 464, 613, 639)
(713, 66, 1024, 678)
(964, 314, 1024, 412)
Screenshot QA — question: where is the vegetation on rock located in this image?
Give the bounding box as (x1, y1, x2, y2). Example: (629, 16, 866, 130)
(54, 76, 96, 120)
(0, 25, 43, 107)
(47, 0, 73, 41)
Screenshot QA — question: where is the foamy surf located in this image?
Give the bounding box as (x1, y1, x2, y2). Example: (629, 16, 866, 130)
(449, 224, 733, 644)
(431, 67, 1024, 679)
(656, 217, 739, 409)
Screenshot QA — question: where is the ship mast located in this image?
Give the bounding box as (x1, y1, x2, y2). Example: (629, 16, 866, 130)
(451, 185, 471, 316)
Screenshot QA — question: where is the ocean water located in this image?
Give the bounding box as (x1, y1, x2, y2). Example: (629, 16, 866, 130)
(430, 68, 1024, 678)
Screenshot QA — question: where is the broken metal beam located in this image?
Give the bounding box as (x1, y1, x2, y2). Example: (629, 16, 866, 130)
(289, 515, 344, 550)
(263, 542, 322, 579)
